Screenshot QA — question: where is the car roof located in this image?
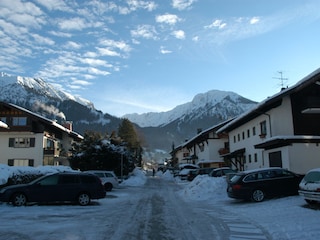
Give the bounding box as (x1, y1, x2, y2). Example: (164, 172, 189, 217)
(240, 167, 284, 174)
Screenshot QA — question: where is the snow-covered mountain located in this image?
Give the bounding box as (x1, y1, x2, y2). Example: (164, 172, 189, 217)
(0, 72, 122, 134)
(0, 72, 257, 152)
(124, 90, 257, 127)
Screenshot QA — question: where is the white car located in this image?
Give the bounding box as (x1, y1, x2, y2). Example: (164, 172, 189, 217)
(85, 170, 119, 191)
(299, 168, 320, 204)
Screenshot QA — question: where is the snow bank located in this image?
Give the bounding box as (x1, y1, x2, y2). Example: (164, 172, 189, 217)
(0, 164, 76, 185)
(121, 168, 147, 186)
(178, 175, 228, 201)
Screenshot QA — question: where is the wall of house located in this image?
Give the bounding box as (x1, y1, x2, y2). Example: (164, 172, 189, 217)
(269, 96, 294, 136)
(0, 132, 44, 166)
(288, 143, 320, 174)
(228, 96, 296, 171)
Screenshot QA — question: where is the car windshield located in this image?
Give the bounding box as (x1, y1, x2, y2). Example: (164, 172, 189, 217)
(304, 171, 320, 183)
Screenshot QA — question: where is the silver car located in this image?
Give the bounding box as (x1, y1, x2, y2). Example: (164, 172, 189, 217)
(299, 168, 320, 204)
(85, 170, 119, 191)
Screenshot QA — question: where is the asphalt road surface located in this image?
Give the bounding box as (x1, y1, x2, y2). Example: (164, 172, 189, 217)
(0, 176, 276, 240)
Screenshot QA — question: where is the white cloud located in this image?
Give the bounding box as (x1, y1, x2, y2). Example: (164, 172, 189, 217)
(172, 30, 185, 39)
(160, 46, 172, 54)
(205, 19, 227, 29)
(35, 0, 73, 12)
(250, 17, 260, 24)
(57, 17, 89, 31)
(156, 14, 181, 25)
(172, 0, 196, 10)
(131, 25, 158, 40)
(64, 41, 82, 49)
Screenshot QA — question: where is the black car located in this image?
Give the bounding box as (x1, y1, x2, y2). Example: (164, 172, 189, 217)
(227, 167, 303, 202)
(0, 172, 106, 206)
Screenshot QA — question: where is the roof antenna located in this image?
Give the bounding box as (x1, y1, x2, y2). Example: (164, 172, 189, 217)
(273, 71, 288, 91)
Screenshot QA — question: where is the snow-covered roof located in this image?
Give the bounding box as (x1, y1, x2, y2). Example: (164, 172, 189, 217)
(0, 120, 8, 129)
(217, 67, 320, 133)
(0, 102, 83, 140)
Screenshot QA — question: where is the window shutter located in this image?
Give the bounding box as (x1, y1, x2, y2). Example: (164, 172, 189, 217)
(30, 138, 35, 147)
(8, 159, 14, 166)
(9, 138, 14, 147)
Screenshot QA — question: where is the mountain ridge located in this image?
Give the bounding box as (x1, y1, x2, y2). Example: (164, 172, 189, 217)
(0, 72, 257, 152)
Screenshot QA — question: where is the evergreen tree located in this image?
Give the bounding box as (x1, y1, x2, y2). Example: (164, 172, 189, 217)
(118, 118, 143, 166)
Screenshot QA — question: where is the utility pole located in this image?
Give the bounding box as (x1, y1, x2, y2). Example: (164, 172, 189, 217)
(273, 71, 288, 90)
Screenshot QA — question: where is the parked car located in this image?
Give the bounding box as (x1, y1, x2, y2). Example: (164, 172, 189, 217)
(299, 168, 320, 204)
(177, 164, 199, 180)
(0, 172, 106, 206)
(187, 167, 215, 181)
(209, 167, 237, 179)
(227, 167, 303, 202)
(85, 170, 119, 191)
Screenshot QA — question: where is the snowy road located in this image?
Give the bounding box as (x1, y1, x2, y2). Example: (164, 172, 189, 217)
(0, 176, 275, 240)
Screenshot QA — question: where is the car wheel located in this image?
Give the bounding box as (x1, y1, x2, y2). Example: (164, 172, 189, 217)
(12, 193, 27, 206)
(305, 199, 317, 204)
(251, 189, 265, 202)
(78, 193, 90, 206)
(104, 182, 113, 191)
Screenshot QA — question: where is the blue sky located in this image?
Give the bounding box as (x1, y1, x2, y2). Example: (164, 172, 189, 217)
(1, 0, 320, 117)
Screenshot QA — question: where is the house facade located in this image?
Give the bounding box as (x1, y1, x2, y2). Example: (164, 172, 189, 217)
(171, 120, 232, 168)
(0, 102, 83, 167)
(218, 68, 320, 174)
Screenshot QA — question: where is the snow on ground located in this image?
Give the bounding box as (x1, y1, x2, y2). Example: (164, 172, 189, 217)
(0, 166, 319, 239)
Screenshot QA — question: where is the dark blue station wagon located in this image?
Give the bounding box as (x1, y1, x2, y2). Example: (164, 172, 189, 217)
(0, 172, 106, 206)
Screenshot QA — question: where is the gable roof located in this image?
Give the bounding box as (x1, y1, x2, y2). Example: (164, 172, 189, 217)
(0, 101, 83, 140)
(217, 68, 320, 133)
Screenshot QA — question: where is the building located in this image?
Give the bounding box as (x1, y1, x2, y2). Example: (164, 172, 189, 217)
(0, 102, 83, 166)
(218, 68, 320, 174)
(171, 119, 233, 168)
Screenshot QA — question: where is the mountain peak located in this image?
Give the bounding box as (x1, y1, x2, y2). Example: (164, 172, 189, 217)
(124, 90, 257, 127)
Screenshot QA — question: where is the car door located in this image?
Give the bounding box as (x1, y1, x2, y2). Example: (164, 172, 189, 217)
(272, 169, 298, 195)
(27, 174, 60, 202)
(56, 174, 81, 201)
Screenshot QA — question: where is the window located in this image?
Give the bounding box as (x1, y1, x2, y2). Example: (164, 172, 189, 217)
(233, 135, 236, 143)
(254, 153, 258, 162)
(9, 138, 35, 148)
(237, 134, 240, 141)
(12, 117, 27, 126)
(8, 159, 34, 166)
(260, 121, 267, 136)
(247, 129, 250, 138)
(248, 154, 252, 163)
(242, 131, 245, 140)
(39, 175, 59, 185)
(253, 127, 256, 136)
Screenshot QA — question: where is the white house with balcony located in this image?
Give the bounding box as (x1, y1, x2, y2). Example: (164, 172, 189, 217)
(0, 102, 83, 167)
(217, 68, 320, 174)
(171, 119, 233, 168)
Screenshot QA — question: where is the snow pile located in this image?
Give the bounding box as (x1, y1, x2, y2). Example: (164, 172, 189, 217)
(178, 175, 228, 201)
(159, 170, 175, 181)
(0, 164, 76, 185)
(121, 168, 147, 186)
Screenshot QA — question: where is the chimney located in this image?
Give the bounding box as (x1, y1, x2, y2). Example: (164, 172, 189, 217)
(63, 121, 73, 131)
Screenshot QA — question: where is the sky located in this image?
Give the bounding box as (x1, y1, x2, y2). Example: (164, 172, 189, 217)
(1, 0, 320, 117)
(0, 166, 319, 239)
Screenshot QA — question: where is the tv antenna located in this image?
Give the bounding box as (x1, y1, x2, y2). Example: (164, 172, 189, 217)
(273, 71, 288, 90)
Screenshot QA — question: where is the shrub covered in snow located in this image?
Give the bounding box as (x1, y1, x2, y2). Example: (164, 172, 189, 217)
(0, 164, 76, 187)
